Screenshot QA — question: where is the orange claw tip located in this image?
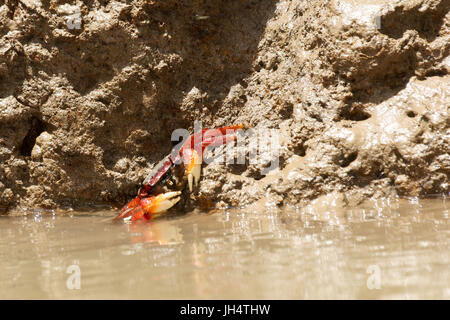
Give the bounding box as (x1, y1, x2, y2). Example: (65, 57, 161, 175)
(141, 191, 182, 215)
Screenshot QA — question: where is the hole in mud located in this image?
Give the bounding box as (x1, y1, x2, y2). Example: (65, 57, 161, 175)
(296, 146, 306, 157)
(230, 163, 247, 175)
(406, 110, 417, 118)
(423, 68, 448, 78)
(290, 143, 307, 157)
(253, 173, 264, 181)
(278, 101, 293, 119)
(339, 151, 358, 168)
(311, 113, 322, 122)
(19, 117, 46, 157)
(341, 107, 371, 121)
(239, 80, 248, 89)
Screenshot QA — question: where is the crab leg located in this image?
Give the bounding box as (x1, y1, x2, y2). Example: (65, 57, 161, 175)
(202, 124, 244, 151)
(184, 124, 245, 152)
(202, 131, 240, 148)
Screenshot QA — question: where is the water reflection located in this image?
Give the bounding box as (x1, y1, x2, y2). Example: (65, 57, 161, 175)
(0, 197, 448, 299)
(127, 220, 183, 245)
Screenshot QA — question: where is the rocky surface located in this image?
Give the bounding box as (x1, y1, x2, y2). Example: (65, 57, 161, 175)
(0, 0, 449, 212)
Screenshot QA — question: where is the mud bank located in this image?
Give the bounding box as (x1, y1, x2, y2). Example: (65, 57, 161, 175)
(0, 0, 449, 211)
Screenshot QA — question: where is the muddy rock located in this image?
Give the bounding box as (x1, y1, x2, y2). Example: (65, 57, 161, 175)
(0, 0, 448, 211)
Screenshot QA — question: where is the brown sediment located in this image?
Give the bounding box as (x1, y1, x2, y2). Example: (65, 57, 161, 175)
(0, 0, 448, 211)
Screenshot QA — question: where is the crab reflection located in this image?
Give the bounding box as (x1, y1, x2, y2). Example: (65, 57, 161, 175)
(126, 219, 184, 245)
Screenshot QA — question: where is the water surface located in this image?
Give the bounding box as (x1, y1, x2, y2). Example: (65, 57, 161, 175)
(0, 197, 448, 299)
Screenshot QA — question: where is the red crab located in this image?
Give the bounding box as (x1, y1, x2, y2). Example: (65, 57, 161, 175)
(114, 124, 245, 222)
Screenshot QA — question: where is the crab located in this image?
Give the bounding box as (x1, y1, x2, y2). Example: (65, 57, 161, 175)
(113, 124, 245, 222)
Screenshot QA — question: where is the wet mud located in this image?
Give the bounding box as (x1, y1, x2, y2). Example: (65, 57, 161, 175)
(0, 0, 449, 210)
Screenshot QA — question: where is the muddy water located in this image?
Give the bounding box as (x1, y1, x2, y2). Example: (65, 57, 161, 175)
(0, 197, 448, 299)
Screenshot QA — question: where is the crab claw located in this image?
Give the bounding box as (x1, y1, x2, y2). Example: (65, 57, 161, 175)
(183, 148, 202, 192)
(140, 191, 182, 217)
(181, 124, 245, 192)
(114, 192, 182, 222)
